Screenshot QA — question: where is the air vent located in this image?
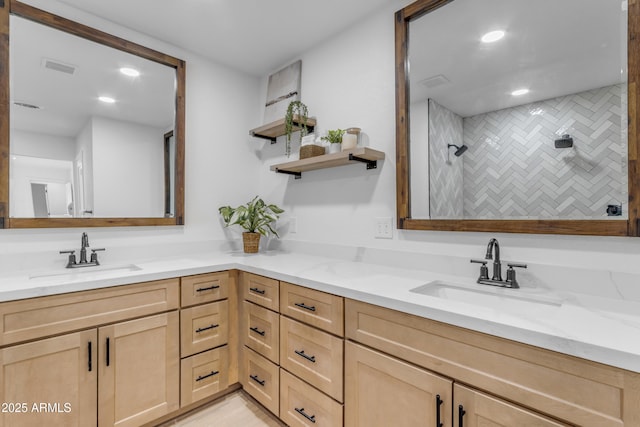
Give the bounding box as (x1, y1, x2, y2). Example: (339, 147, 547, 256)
(42, 58, 77, 75)
(13, 101, 40, 109)
(419, 74, 450, 88)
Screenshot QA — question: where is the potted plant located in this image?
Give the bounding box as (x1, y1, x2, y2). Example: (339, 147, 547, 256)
(322, 129, 345, 154)
(284, 100, 310, 157)
(218, 196, 284, 253)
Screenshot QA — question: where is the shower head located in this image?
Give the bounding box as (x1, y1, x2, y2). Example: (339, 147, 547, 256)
(447, 144, 468, 157)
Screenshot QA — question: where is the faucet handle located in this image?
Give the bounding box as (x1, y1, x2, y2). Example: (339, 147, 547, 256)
(470, 259, 489, 280)
(505, 262, 527, 288)
(507, 262, 527, 269)
(60, 250, 77, 268)
(90, 248, 105, 264)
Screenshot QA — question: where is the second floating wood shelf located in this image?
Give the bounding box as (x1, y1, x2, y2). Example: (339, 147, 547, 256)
(270, 147, 385, 179)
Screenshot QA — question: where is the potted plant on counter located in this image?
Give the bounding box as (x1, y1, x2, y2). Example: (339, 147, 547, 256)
(322, 128, 345, 154)
(284, 100, 310, 157)
(218, 196, 284, 253)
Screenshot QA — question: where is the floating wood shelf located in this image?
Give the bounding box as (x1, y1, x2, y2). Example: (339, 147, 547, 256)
(250, 115, 317, 142)
(270, 147, 385, 179)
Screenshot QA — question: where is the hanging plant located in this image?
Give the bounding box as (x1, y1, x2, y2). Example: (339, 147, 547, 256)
(284, 100, 309, 157)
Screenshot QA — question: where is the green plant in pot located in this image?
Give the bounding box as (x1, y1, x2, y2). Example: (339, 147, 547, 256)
(321, 129, 345, 153)
(218, 196, 284, 253)
(284, 100, 310, 157)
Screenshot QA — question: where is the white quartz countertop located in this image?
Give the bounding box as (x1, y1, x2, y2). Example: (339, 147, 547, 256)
(1, 249, 639, 374)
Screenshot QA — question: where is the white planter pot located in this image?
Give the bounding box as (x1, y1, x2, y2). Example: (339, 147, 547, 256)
(328, 143, 341, 154)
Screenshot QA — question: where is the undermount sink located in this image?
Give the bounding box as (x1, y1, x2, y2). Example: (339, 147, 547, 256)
(410, 281, 563, 310)
(29, 264, 142, 280)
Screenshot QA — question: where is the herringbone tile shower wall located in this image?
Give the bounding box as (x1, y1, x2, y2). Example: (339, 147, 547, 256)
(428, 99, 464, 218)
(462, 84, 627, 219)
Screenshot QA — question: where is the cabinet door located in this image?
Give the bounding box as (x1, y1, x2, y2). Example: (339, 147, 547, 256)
(454, 384, 568, 427)
(0, 329, 97, 427)
(98, 312, 179, 427)
(345, 341, 452, 427)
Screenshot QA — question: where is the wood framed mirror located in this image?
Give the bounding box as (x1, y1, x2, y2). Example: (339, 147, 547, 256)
(395, 0, 639, 236)
(0, 0, 185, 228)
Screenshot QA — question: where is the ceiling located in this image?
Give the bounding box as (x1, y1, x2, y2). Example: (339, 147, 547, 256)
(55, 0, 408, 76)
(409, 0, 626, 117)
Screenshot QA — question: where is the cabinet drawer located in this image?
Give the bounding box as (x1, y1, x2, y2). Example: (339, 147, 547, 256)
(181, 272, 229, 307)
(280, 316, 343, 402)
(0, 279, 179, 346)
(280, 282, 343, 337)
(241, 347, 279, 416)
(180, 300, 228, 357)
(280, 369, 343, 427)
(241, 272, 279, 311)
(346, 299, 629, 427)
(242, 301, 279, 363)
(180, 346, 229, 407)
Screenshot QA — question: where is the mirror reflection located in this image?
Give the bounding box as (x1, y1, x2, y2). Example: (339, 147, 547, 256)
(408, 0, 627, 221)
(9, 15, 176, 219)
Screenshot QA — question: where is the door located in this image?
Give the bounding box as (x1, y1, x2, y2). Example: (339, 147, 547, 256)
(98, 312, 179, 427)
(454, 384, 569, 427)
(345, 341, 453, 427)
(0, 330, 97, 427)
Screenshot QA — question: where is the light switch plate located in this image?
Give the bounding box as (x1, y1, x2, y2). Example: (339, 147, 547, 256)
(374, 217, 393, 239)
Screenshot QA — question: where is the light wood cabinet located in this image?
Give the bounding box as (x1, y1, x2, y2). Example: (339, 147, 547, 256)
(180, 300, 228, 357)
(0, 330, 97, 427)
(241, 346, 280, 416)
(180, 346, 229, 407)
(345, 341, 452, 427)
(454, 384, 568, 427)
(242, 300, 279, 363)
(280, 368, 343, 427)
(240, 272, 280, 311)
(98, 312, 179, 427)
(280, 281, 344, 336)
(181, 272, 229, 307)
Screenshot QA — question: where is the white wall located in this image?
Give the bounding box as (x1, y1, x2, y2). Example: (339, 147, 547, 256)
(91, 116, 164, 217)
(10, 129, 75, 160)
(254, 3, 640, 274)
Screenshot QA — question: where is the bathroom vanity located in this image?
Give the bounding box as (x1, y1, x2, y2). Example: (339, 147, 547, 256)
(0, 249, 638, 427)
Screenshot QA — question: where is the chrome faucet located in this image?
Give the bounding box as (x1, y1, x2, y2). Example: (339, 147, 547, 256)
(60, 232, 105, 268)
(471, 238, 527, 288)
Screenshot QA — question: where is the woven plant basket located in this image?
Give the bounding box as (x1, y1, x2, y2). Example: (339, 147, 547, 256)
(242, 232, 261, 253)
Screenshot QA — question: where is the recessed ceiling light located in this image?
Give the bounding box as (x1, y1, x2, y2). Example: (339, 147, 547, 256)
(481, 30, 505, 43)
(120, 67, 140, 77)
(98, 96, 116, 103)
(511, 88, 529, 96)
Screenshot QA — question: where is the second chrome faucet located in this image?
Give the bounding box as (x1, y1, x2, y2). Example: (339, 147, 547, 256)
(471, 238, 527, 288)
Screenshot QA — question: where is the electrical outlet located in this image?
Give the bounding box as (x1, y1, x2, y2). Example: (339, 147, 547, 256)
(374, 217, 393, 239)
(289, 217, 297, 234)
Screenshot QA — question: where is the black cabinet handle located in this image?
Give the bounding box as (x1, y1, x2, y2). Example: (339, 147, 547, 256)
(195, 324, 219, 333)
(249, 326, 266, 336)
(294, 302, 316, 312)
(436, 394, 443, 427)
(249, 287, 265, 295)
(196, 370, 219, 382)
(196, 285, 220, 292)
(250, 374, 265, 386)
(295, 407, 317, 424)
(106, 337, 110, 367)
(458, 405, 466, 427)
(88, 341, 92, 372)
(294, 349, 316, 363)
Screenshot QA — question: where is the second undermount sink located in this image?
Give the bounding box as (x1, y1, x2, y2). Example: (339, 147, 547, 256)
(29, 263, 142, 280)
(410, 281, 563, 310)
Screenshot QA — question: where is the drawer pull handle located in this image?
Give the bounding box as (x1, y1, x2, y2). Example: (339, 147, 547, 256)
(294, 349, 316, 363)
(106, 337, 110, 367)
(294, 302, 316, 312)
(88, 341, 92, 372)
(196, 370, 219, 382)
(249, 326, 266, 336)
(249, 287, 266, 295)
(436, 394, 444, 427)
(195, 324, 219, 333)
(250, 374, 265, 386)
(458, 405, 466, 427)
(196, 285, 220, 292)
(295, 407, 316, 424)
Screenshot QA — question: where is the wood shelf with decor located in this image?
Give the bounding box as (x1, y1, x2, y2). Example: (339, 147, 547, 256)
(249, 115, 317, 142)
(270, 147, 385, 179)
